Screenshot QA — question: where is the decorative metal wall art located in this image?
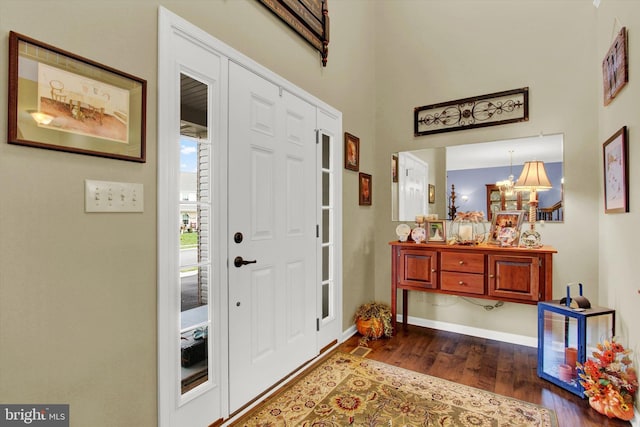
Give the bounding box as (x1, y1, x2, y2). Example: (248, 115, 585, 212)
(602, 27, 628, 106)
(258, 0, 330, 66)
(414, 88, 528, 136)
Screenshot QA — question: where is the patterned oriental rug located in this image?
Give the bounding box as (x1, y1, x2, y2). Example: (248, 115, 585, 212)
(233, 351, 558, 427)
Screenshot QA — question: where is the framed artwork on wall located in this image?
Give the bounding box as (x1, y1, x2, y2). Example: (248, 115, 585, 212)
(359, 172, 372, 206)
(8, 31, 147, 162)
(344, 132, 359, 171)
(602, 27, 628, 106)
(603, 126, 628, 213)
(414, 87, 528, 136)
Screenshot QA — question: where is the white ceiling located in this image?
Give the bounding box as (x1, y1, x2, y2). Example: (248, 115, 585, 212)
(446, 133, 563, 171)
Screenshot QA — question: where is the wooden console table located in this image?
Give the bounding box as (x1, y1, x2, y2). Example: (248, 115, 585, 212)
(390, 241, 557, 332)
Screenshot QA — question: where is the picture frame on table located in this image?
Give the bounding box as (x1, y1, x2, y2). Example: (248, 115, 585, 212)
(488, 210, 525, 247)
(344, 132, 360, 171)
(359, 172, 372, 206)
(426, 220, 446, 243)
(603, 126, 628, 213)
(8, 31, 147, 162)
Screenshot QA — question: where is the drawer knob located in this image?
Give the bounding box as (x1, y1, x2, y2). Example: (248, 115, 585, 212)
(458, 260, 464, 265)
(489, 274, 495, 278)
(431, 269, 436, 273)
(459, 281, 465, 285)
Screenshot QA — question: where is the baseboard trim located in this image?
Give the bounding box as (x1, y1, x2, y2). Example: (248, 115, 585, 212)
(400, 315, 538, 347)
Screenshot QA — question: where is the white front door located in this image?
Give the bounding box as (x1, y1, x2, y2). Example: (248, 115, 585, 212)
(227, 62, 318, 411)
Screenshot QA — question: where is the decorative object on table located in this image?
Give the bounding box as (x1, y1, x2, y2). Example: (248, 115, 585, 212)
(395, 223, 411, 242)
(450, 211, 487, 245)
(426, 220, 446, 244)
(488, 210, 525, 247)
(8, 32, 147, 162)
(447, 184, 458, 220)
(358, 172, 371, 205)
(236, 351, 559, 427)
(414, 87, 528, 136)
(602, 26, 627, 106)
(410, 224, 426, 244)
(603, 126, 628, 213)
(344, 132, 360, 171)
(515, 160, 552, 248)
(428, 183, 435, 203)
(257, 0, 330, 67)
(577, 338, 638, 421)
(353, 301, 393, 346)
(537, 283, 616, 398)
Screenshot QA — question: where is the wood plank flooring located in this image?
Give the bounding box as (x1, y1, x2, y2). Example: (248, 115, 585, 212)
(337, 324, 632, 427)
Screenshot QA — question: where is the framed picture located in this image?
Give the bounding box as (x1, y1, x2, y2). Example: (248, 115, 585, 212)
(414, 87, 528, 136)
(426, 220, 446, 243)
(8, 31, 147, 162)
(602, 27, 628, 106)
(392, 154, 398, 182)
(344, 132, 360, 171)
(429, 184, 435, 204)
(603, 126, 628, 213)
(359, 172, 372, 206)
(488, 210, 525, 247)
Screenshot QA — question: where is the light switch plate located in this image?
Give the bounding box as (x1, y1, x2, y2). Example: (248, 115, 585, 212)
(85, 179, 144, 213)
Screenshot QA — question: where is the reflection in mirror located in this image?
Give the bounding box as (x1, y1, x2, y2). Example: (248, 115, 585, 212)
(392, 134, 564, 222)
(179, 73, 210, 394)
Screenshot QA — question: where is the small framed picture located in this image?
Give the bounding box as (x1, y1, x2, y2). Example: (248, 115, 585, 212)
(392, 154, 398, 182)
(602, 27, 628, 106)
(344, 132, 360, 171)
(603, 126, 628, 213)
(426, 220, 446, 243)
(359, 172, 372, 206)
(428, 184, 435, 204)
(488, 210, 525, 247)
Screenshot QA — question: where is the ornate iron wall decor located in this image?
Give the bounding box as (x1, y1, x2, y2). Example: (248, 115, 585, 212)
(258, 0, 330, 66)
(414, 88, 529, 136)
(602, 27, 627, 106)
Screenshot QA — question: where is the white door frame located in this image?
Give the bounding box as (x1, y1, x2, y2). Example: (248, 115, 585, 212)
(158, 6, 342, 426)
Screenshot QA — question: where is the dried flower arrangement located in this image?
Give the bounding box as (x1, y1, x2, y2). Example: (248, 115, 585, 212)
(577, 338, 638, 420)
(353, 301, 393, 346)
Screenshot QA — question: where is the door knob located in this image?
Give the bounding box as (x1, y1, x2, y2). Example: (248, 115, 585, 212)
(234, 256, 257, 268)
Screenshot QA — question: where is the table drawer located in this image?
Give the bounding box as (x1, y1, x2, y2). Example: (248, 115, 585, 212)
(441, 272, 484, 294)
(441, 252, 484, 274)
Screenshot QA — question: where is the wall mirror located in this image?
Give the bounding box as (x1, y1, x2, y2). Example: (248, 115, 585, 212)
(391, 134, 564, 222)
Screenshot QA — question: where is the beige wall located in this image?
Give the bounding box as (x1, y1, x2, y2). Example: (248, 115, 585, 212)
(0, 1, 638, 426)
(596, 0, 640, 378)
(0, 1, 376, 426)
(373, 1, 601, 337)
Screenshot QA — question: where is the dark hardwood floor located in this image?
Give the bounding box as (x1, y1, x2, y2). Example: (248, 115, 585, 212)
(337, 324, 632, 427)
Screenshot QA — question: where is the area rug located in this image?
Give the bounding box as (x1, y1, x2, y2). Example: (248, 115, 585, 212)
(233, 351, 558, 426)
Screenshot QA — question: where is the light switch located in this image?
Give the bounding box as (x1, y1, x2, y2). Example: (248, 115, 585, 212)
(85, 179, 144, 213)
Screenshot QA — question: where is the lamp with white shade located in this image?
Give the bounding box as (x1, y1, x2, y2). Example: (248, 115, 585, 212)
(515, 160, 552, 248)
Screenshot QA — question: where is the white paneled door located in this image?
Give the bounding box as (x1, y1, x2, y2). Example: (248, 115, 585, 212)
(227, 63, 318, 412)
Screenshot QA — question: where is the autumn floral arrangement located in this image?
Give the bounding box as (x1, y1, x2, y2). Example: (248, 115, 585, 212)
(577, 338, 638, 420)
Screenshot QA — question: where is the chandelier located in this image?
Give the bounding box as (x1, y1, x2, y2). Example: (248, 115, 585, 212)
(496, 150, 515, 196)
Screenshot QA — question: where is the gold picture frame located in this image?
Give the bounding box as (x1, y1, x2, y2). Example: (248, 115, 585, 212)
(8, 32, 147, 162)
(488, 210, 525, 247)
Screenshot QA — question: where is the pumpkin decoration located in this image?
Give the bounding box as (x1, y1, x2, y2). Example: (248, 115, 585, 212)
(353, 301, 393, 346)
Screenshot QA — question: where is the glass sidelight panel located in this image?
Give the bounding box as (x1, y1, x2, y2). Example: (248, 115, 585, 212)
(179, 74, 211, 395)
(320, 133, 334, 322)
